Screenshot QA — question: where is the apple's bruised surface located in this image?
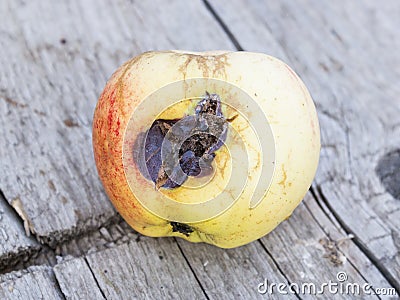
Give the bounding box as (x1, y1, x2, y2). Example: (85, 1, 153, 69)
(92, 51, 320, 248)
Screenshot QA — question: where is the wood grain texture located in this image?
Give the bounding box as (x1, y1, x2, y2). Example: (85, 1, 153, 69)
(0, 266, 63, 299)
(302, 193, 393, 292)
(0, 0, 233, 246)
(85, 237, 206, 300)
(176, 238, 297, 299)
(54, 257, 105, 300)
(178, 194, 392, 299)
(261, 195, 383, 299)
(208, 0, 400, 289)
(0, 0, 399, 298)
(1, 217, 139, 276)
(53, 217, 139, 258)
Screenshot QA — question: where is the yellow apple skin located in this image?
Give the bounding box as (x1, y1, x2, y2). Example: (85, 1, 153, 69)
(93, 51, 320, 248)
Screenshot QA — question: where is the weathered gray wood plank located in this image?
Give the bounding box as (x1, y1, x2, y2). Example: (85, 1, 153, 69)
(0, 0, 233, 246)
(176, 238, 297, 299)
(0, 266, 63, 299)
(54, 257, 105, 300)
(84, 238, 206, 300)
(178, 194, 393, 299)
(8, 203, 393, 299)
(1, 218, 139, 277)
(51, 196, 394, 299)
(303, 193, 392, 292)
(0, 194, 40, 271)
(53, 217, 139, 258)
(261, 194, 384, 299)
(1, 0, 399, 298)
(207, 0, 400, 289)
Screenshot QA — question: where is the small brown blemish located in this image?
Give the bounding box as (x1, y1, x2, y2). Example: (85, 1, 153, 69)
(278, 165, 287, 187)
(155, 165, 169, 190)
(48, 180, 56, 191)
(33, 109, 46, 116)
(310, 119, 317, 137)
(319, 62, 329, 72)
(226, 114, 239, 123)
(74, 209, 83, 219)
(213, 54, 230, 78)
(218, 154, 229, 180)
(329, 57, 344, 71)
(177, 53, 229, 80)
(2, 96, 28, 108)
(61, 196, 68, 204)
(63, 119, 80, 127)
(60, 38, 67, 44)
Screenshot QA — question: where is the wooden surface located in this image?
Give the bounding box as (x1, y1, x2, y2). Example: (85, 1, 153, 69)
(0, 0, 399, 299)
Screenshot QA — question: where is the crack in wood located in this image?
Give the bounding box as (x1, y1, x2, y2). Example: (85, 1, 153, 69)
(0, 190, 42, 272)
(0, 214, 138, 276)
(83, 257, 107, 300)
(304, 190, 378, 289)
(174, 238, 210, 300)
(297, 189, 399, 299)
(203, 0, 244, 51)
(257, 240, 301, 299)
(313, 186, 400, 294)
(0, 266, 66, 299)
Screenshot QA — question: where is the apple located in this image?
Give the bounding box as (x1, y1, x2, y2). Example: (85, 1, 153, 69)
(92, 51, 320, 248)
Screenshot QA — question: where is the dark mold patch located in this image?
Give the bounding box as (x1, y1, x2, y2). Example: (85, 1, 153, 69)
(376, 149, 400, 199)
(63, 119, 80, 127)
(136, 92, 227, 189)
(170, 222, 194, 236)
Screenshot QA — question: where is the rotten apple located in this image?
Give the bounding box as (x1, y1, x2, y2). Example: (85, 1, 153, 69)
(92, 51, 320, 248)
